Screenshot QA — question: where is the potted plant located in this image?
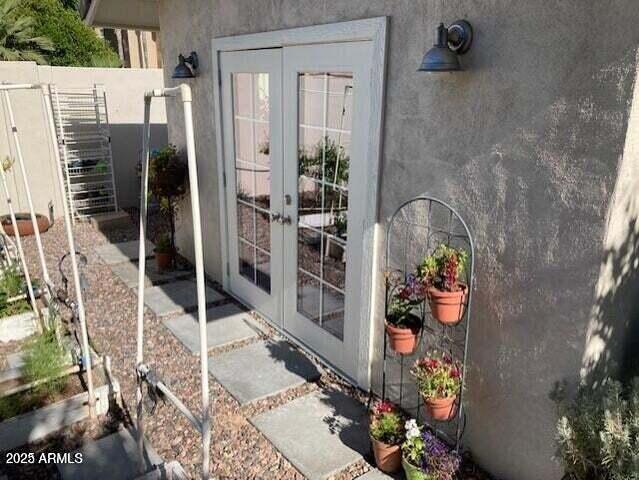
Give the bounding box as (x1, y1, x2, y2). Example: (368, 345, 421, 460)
(154, 233, 173, 271)
(402, 419, 461, 480)
(385, 272, 425, 354)
(369, 400, 405, 473)
(411, 352, 462, 421)
(148, 145, 187, 270)
(417, 244, 468, 324)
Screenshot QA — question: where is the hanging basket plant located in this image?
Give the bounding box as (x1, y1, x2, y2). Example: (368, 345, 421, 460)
(411, 351, 462, 421)
(384, 271, 425, 355)
(417, 244, 468, 325)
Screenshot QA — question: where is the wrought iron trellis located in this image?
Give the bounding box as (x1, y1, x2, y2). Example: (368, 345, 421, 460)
(381, 194, 475, 451)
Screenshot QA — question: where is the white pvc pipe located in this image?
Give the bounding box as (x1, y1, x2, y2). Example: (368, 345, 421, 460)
(2, 91, 53, 295)
(41, 86, 96, 418)
(136, 96, 151, 475)
(0, 162, 39, 320)
(137, 85, 210, 479)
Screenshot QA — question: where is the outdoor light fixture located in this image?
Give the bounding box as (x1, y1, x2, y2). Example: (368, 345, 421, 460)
(418, 20, 473, 72)
(172, 51, 199, 79)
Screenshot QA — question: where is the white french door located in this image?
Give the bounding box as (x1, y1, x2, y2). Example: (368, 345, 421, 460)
(220, 49, 283, 322)
(220, 41, 373, 380)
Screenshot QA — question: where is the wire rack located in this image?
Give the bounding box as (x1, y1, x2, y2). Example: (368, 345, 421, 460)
(50, 85, 118, 220)
(381, 194, 474, 451)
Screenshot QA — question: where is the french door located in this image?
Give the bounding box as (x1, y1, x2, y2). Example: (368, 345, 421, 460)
(220, 41, 373, 380)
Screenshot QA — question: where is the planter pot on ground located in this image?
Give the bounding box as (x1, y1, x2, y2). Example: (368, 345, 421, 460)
(423, 396, 457, 421)
(427, 284, 467, 324)
(1, 213, 50, 237)
(385, 321, 420, 355)
(370, 436, 401, 473)
(402, 456, 433, 480)
(155, 250, 174, 271)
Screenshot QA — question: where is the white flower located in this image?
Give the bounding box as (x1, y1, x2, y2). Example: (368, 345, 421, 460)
(405, 419, 420, 439)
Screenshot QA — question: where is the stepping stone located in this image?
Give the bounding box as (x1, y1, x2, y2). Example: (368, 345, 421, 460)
(163, 304, 262, 354)
(95, 240, 155, 265)
(58, 429, 162, 480)
(208, 340, 320, 405)
(144, 280, 224, 318)
(251, 389, 370, 479)
(358, 469, 396, 479)
(111, 261, 192, 288)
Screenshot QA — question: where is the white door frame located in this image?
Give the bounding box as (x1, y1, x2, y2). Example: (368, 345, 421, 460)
(211, 17, 388, 389)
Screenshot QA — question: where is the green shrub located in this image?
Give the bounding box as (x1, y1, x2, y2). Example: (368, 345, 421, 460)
(22, 330, 68, 397)
(0, 264, 25, 297)
(15, 0, 121, 67)
(553, 379, 639, 480)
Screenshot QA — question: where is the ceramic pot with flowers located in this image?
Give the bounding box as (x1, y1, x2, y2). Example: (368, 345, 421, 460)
(411, 352, 462, 421)
(385, 273, 425, 354)
(369, 401, 404, 473)
(417, 244, 469, 325)
(402, 419, 461, 480)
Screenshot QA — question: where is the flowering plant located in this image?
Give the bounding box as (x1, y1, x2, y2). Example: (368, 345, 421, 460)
(417, 244, 468, 292)
(411, 352, 462, 400)
(385, 271, 425, 329)
(369, 401, 405, 445)
(402, 420, 461, 480)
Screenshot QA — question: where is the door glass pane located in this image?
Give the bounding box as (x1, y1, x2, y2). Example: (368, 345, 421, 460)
(296, 72, 353, 341)
(233, 73, 271, 293)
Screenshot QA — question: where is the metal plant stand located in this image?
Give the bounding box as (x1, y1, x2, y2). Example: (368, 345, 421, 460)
(381, 194, 474, 451)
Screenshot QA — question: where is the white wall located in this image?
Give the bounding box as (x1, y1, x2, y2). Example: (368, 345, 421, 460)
(0, 61, 167, 218)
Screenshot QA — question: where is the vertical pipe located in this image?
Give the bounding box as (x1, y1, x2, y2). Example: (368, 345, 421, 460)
(136, 96, 152, 475)
(41, 86, 96, 418)
(101, 87, 119, 212)
(0, 160, 39, 321)
(2, 91, 52, 294)
(181, 85, 211, 480)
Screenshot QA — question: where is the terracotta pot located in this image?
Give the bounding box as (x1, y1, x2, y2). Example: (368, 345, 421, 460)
(385, 321, 420, 355)
(424, 396, 457, 421)
(427, 284, 467, 324)
(402, 456, 433, 480)
(155, 251, 173, 271)
(1, 213, 50, 237)
(370, 436, 401, 473)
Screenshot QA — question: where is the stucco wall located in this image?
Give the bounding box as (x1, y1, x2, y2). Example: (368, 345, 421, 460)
(157, 1, 639, 479)
(0, 62, 167, 217)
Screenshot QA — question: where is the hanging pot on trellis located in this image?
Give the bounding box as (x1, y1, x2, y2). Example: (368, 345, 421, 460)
(427, 284, 467, 325)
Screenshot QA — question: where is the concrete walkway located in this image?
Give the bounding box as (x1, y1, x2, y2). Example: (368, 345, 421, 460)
(98, 240, 372, 479)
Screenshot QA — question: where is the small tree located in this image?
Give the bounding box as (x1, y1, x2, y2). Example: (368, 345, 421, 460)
(149, 145, 187, 261)
(0, 0, 54, 63)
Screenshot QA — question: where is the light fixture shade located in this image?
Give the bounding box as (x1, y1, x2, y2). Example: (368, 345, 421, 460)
(418, 45, 461, 72)
(172, 52, 198, 79)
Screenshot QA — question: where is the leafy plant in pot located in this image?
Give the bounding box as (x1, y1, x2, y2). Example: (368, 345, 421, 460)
(149, 145, 187, 270)
(385, 271, 425, 354)
(411, 352, 462, 421)
(417, 244, 468, 325)
(369, 400, 405, 473)
(154, 233, 173, 271)
(402, 420, 461, 480)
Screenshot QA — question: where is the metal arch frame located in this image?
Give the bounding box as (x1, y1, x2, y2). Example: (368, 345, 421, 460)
(136, 84, 211, 479)
(381, 193, 475, 451)
(0, 82, 97, 417)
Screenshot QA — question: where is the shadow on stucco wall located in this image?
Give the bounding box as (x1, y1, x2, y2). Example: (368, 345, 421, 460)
(581, 51, 639, 387)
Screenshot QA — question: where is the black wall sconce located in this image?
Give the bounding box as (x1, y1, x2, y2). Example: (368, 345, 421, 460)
(172, 51, 199, 79)
(418, 20, 473, 72)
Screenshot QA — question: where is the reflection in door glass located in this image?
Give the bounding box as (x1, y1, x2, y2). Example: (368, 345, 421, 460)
(297, 72, 353, 341)
(233, 73, 271, 293)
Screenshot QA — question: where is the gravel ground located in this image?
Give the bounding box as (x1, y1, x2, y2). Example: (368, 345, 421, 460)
(10, 212, 493, 480)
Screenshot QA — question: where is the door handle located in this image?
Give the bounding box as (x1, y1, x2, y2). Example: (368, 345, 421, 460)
(271, 213, 292, 225)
